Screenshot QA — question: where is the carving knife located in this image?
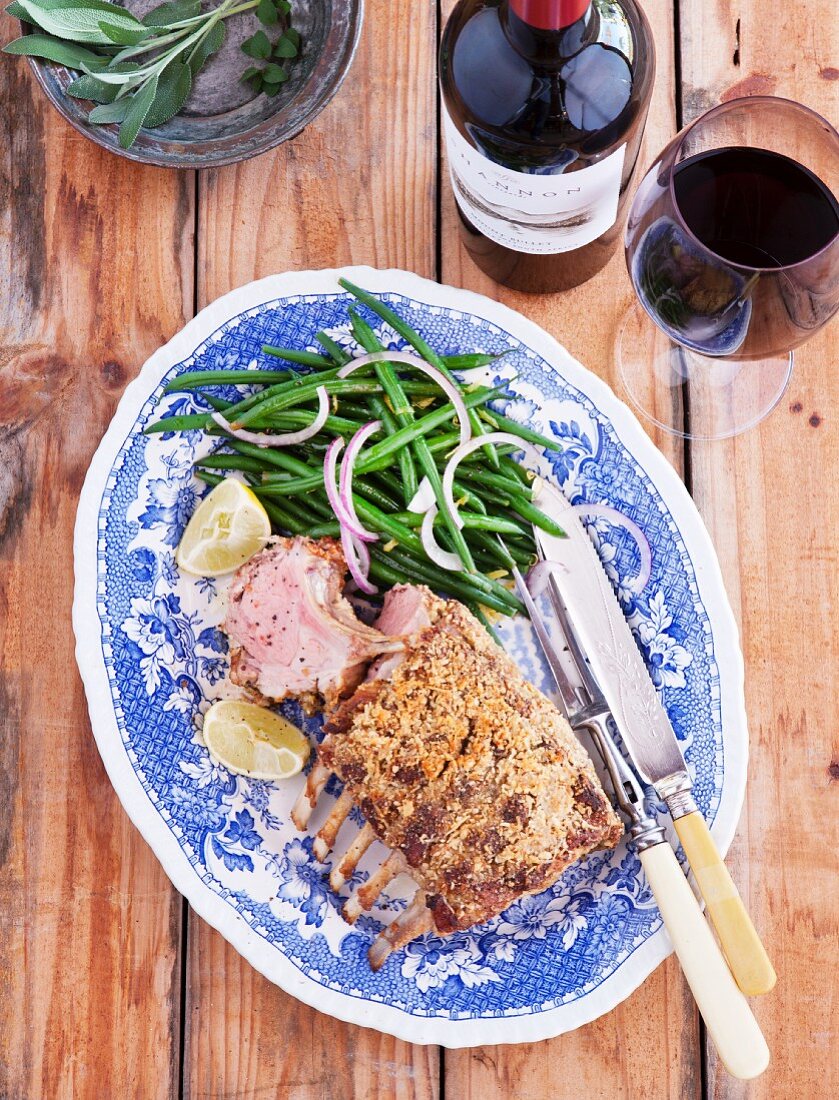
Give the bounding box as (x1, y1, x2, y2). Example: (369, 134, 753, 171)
(531, 478, 776, 997)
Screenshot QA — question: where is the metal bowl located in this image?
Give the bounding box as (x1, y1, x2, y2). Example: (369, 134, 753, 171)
(24, 0, 363, 168)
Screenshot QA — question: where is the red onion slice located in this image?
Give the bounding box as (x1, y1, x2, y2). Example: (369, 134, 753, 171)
(442, 431, 543, 530)
(525, 559, 570, 598)
(337, 351, 472, 447)
(420, 506, 462, 572)
(573, 503, 652, 594)
(341, 526, 378, 595)
(211, 386, 329, 446)
(339, 420, 382, 543)
(407, 476, 435, 514)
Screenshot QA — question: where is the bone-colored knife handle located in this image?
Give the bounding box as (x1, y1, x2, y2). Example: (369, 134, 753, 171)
(673, 811, 776, 996)
(639, 841, 770, 1080)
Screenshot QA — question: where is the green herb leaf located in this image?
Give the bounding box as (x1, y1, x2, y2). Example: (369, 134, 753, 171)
(256, 0, 277, 26)
(2, 31, 106, 68)
(97, 19, 148, 45)
(88, 96, 132, 122)
(262, 61, 287, 83)
(244, 70, 263, 93)
(143, 59, 191, 127)
(118, 71, 158, 148)
(282, 26, 299, 48)
(273, 31, 297, 58)
(66, 71, 120, 101)
(276, 0, 290, 13)
(262, 79, 282, 97)
(141, 0, 200, 27)
(188, 18, 224, 77)
(240, 64, 260, 82)
(16, 0, 144, 45)
(241, 28, 270, 59)
(5, 2, 30, 18)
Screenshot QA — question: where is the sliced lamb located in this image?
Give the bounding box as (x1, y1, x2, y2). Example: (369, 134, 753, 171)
(223, 536, 400, 708)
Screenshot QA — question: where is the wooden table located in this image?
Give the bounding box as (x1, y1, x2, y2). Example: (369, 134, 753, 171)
(1, 1, 837, 1096)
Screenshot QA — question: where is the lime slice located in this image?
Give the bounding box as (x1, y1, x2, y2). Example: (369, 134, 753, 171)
(202, 700, 310, 780)
(176, 478, 271, 576)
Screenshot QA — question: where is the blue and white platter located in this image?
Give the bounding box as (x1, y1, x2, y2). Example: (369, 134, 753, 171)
(73, 266, 747, 1046)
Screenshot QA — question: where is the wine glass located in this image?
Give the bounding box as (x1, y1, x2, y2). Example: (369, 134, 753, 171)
(618, 96, 839, 440)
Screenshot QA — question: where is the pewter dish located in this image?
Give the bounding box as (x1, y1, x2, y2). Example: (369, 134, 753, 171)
(23, 0, 363, 168)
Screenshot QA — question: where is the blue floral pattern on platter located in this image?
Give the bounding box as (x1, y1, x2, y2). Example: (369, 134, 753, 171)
(88, 279, 729, 1026)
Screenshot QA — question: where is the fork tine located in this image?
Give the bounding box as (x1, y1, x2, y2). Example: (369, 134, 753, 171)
(508, 559, 584, 721)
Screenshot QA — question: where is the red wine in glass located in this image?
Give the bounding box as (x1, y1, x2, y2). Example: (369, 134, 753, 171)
(632, 146, 839, 359)
(620, 97, 839, 439)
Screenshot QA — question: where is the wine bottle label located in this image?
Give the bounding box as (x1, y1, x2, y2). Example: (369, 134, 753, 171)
(443, 105, 626, 255)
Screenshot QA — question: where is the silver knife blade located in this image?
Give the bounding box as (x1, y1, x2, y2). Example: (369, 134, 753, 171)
(531, 479, 691, 797)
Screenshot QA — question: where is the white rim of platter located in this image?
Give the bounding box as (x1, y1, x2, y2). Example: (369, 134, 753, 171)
(73, 266, 748, 1047)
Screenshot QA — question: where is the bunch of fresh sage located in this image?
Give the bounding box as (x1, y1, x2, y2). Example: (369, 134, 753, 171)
(2, 0, 301, 149)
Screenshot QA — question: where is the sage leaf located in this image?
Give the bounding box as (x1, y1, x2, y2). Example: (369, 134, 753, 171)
(98, 20, 148, 45)
(141, 0, 200, 27)
(241, 28, 270, 60)
(188, 18, 224, 77)
(256, 0, 277, 26)
(66, 71, 120, 101)
(2, 32, 106, 68)
(143, 59, 191, 127)
(16, 0, 144, 45)
(118, 71, 158, 148)
(88, 96, 131, 122)
(5, 2, 30, 18)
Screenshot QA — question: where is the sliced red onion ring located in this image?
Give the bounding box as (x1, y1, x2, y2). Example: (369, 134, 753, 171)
(341, 526, 378, 595)
(525, 559, 570, 598)
(420, 506, 462, 572)
(337, 351, 472, 447)
(339, 420, 382, 543)
(407, 476, 435, 514)
(211, 386, 329, 446)
(442, 431, 543, 530)
(573, 503, 652, 594)
(324, 436, 372, 544)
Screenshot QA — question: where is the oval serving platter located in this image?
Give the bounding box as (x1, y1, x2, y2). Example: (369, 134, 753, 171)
(73, 266, 747, 1046)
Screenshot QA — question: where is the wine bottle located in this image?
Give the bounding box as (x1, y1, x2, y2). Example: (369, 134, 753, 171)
(440, 0, 655, 292)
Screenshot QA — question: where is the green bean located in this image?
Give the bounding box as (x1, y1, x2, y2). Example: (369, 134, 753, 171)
(262, 346, 335, 368)
(350, 309, 419, 504)
(194, 470, 223, 488)
(165, 368, 298, 393)
(315, 331, 351, 365)
(146, 412, 218, 434)
(505, 494, 566, 537)
(368, 547, 519, 615)
(468, 603, 503, 644)
(479, 408, 561, 450)
(456, 467, 532, 497)
(303, 520, 343, 538)
(338, 277, 500, 470)
(441, 352, 508, 371)
(195, 454, 266, 475)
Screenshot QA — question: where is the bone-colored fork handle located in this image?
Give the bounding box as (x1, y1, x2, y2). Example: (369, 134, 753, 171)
(639, 841, 770, 1080)
(673, 811, 776, 996)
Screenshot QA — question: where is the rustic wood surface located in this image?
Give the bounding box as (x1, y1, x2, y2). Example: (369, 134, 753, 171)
(0, 0, 836, 1097)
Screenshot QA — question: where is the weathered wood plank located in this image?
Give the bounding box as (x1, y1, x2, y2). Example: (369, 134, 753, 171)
(0, 15, 194, 1098)
(185, 3, 440, 1097)
(678, 2, 839, 1097)
(440, 1, 704, 1096)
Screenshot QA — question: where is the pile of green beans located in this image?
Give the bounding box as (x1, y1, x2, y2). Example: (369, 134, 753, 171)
(146, 279, 564, 618)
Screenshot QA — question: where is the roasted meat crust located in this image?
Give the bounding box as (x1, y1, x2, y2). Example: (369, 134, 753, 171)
(322, 599, 623, 932)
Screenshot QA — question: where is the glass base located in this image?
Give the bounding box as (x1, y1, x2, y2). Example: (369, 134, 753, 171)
(617, 303, 794, 441)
